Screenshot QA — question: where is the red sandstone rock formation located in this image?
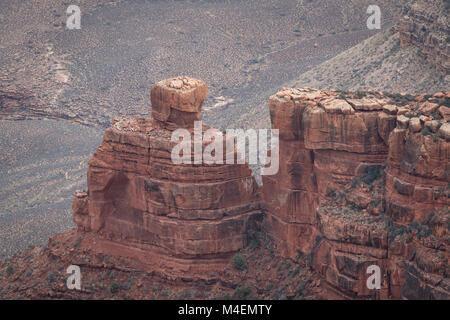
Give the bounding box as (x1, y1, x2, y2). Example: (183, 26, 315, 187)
(2, 77, 447, 301)
(263, 88, 449, 299)
(72, 76, 262, 278)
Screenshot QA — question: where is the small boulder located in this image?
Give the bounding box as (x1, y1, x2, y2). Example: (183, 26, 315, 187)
(383, 104, 398, 115)
(397, 115, 410, 129)
(438, 106, 450, 122)
(438, 122, 450, 141)
(409, 117, 422, 132)
(425, 120, 440, 133)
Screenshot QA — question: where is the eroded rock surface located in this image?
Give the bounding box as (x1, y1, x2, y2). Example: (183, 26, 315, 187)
(71, 77, 262, 278)
(263, 88, 449, 299)
(398, 0, 450, 74)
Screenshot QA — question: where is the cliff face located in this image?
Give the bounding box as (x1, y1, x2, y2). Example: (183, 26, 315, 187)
(398, 0, 450, 74)
(72, 77, 262, 278)
(263, 88, 449, 299)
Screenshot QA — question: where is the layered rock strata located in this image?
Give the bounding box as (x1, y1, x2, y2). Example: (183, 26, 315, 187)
(398, 0, 450, 74)
(72, 77, 262, 278)
(263, 88, 449, 299)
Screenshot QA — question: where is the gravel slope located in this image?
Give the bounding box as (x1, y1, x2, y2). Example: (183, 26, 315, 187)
(0, 120, 102, 259)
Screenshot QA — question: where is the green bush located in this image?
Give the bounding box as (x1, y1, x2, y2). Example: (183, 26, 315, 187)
(248, 230, 261, 249)
(234, 285, 252, 299)
(110, 282, 119, 294)
(231, 253, 247, 271)
(388, 225, 407, 241)
(337, 93, 347, 100)
(408, 222, 432, 239)
(6, 266, 14, 276)
(355, 91, 366, 99)
(361, 166, 382, 185)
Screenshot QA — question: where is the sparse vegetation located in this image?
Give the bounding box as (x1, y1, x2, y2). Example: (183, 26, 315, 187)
(361, 166, 382, 185)
(388, 218, 433, 241)
(408, 221, 432, 239)
(234, 285, 252, 299)
(6, 266, 14, 276)
(354, 91, 367, 99)
(388, 224, 408, 242)
(46, 270, 56, 282)
(231, 253, 247, 271)
(73, 236, 82, 249)
(248, 230, 261, 249)
(291, 267, 300, 278)
(110, 282, 119, 294)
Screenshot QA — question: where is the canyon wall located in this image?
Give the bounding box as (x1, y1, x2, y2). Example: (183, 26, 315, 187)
(398, 0, 450, 74)
(263, 88, 449, 299)
(72, 77, 262, 278)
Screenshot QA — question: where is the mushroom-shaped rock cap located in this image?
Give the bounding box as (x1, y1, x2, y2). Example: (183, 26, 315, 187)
(150, 76, 207, 128)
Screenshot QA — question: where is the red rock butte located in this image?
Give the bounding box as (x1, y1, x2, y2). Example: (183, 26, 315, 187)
(263, 87, 449, 299)
(68, 77, 449, 299)
(72, 76, 262, 278)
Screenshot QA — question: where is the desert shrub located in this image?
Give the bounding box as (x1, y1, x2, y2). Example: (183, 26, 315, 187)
(337, 92, 346, 100)
(384, 92, 415, 105)
(325, 187, 336, 198)
(73, 236, 82, 249)
(361, 166, 382, 185)
(248, 230, 261, 249)
(408, 222, 432, 239)
(110, 282, 119, 294)
(355, 91, 366, 99)
(231, 253, 247, 271)
(440, 97, 450, 108)
(6, 266, 14, 276)
(46, 270, 56, 282)
(121, 282, 131, 290)
(388, 224, 407, 241)
(234, 285, 252, 299)
(424, 211, 435, 226)
(430, 112, 440, 120)
(223, 293, 232, 300)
